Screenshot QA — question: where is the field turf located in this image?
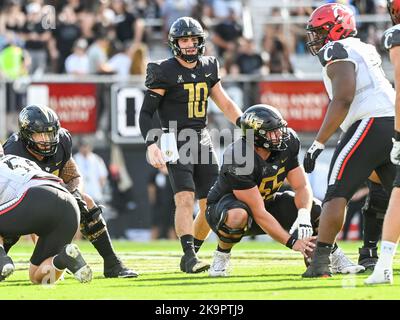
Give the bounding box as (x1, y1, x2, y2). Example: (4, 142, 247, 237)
(1, 239, 399, 300)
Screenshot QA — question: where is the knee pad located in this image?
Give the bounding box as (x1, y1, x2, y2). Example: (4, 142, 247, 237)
(362, 190, 389, 220)
(80, 206, 107, 242)
(216, 209, 247, 244)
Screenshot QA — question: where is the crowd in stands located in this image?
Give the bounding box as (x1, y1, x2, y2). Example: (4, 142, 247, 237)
(0, 0, 392, 79)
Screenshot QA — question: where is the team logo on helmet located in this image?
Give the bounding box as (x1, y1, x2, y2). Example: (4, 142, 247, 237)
(243, 112, 264, 130)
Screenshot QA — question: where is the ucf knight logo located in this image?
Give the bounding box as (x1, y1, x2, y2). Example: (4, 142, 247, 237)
(243, 112, 264, 130)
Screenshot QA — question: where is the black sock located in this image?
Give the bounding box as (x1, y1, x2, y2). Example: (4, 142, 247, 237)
(194, 238, 204, 253)
(317, 241, 333, 249)
(363, 212, 383, 248)
(180, 234, 195, 255)
(53, 249, 67, 270)
(331, 243, 338, 253)
(91, 231, 119, 266)
(217, 245, 231, 254)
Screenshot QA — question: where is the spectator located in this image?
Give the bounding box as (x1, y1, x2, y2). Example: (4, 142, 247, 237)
(147, 166, 176, 240)
(87, 25, 113, 74)
(129, 42, 147, 75)
(64, 38, 89, 75)
(212, 8, 243, 59)
(0, 43, 30, 80)
(111, 0, 145, 47)
(108, 41, 132, 76)
(232, 38, 265, 75)
(160, 0, 197, 38)
(22, 2, 52, 74)
(73, 138, 108, 205)
(52, 5, 82, 73)
(0, 0, 26, 48)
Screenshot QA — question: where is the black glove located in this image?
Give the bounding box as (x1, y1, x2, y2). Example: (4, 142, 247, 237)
(303, 140, 325, 173)
(71, 189, 89, 214)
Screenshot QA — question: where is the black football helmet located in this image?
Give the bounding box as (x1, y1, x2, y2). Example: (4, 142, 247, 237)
(241, 104, 289, 151)
(168, 17, 206, 63)
(18, 105, 60, 157)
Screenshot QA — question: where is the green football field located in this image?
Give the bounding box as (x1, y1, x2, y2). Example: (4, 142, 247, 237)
(1, 239, 400, 300)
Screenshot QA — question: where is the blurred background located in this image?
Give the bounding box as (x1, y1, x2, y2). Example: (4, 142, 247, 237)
(0, 0, 388, 241)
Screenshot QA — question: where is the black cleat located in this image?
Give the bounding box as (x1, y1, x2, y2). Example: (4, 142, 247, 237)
(0, 254, 14, 281)
(358, 247, 378, 272)
(104, 259, 139, 278)
(180, 254, 210, 274)
(58, 244, 92, 283)
(302, 246, 332, 278)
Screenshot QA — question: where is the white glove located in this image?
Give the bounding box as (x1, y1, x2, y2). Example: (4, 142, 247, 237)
(289, 208, 313, 239)
(391, 139, 400, 165)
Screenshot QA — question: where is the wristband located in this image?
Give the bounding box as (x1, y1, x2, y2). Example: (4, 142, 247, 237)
(394, 130, 400, 141)
(285, 234, 297, 249)
(235, 116, 242, 127)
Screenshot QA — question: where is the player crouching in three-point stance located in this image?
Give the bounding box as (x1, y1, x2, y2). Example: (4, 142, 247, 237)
(302, 3, 396, 278)
(205, 105, 363, 276)
(0, 151, 92, 284)
(2, 105, 137, 278)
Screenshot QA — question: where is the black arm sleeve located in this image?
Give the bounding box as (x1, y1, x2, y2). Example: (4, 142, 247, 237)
(139, 90, 163, 147)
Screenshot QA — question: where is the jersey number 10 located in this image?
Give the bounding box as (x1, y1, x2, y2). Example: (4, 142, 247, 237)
(184, 82, 208, 118)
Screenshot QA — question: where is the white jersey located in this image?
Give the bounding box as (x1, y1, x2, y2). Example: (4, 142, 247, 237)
(0, 155, 64, 207)
(317, 37, 395, 132)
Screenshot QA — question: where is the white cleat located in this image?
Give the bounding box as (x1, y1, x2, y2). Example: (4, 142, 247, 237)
(65, 244, 92, 283)
(209, 251, 231, 277)
(365, 267, 393, 285)
(331, 247, 365, 274)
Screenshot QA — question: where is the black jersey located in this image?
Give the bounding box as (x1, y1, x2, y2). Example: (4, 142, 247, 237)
(207, 129, 300, 204)
(145, 56, 220, 131)
(3, 128, 72, 177)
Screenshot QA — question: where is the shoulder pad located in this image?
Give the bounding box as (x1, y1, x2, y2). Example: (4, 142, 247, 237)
(382, 26, 400, 50)
(59, 128, 72, 155)
(145, 61, 169, 90)
(286, 128, 300, 155)
(317, 42, 349, 67)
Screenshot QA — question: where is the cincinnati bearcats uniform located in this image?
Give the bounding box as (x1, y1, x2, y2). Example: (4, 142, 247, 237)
(0, 155, 79, 266)
(145, 56, 220, 198)
(206, 130, 321, 237)
(316, 38, 396, 201)
(383, 24, 400, 188)
(3, 128, 72, 177)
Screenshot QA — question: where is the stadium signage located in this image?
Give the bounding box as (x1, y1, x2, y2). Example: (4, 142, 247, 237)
(259, 81, 329, 131)
(27, 83, 97, 133)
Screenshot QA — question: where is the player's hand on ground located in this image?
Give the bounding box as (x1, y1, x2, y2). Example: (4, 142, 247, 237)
(289, 209, 313, 239)
(147, 143, 166, 169)
(303, 140, 324, 173)
(292, 236, 317, 258)
(391, 139, 400, 165)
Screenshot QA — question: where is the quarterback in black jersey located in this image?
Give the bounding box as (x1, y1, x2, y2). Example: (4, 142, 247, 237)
(139, 17, 242, 273)
(2, 105, 138, 279)
(206, 104, 364, 277)
(366, 0, 400, 285)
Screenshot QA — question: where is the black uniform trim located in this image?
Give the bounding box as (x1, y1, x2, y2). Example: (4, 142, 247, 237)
(382, 25, 400, 50)
(317, 41, 350, 67)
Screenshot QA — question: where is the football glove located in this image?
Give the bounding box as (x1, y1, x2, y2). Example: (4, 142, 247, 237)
(303, 140, 324, 173)
(391, 138, 400, 165)
(289, 208, 313, 240)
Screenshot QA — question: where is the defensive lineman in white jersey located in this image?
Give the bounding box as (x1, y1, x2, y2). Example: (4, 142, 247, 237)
(301, 3, 396, 278)
(0, 153, 92, 284)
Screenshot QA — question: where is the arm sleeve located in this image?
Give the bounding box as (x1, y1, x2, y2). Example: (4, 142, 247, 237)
(139, 90, 163, 146)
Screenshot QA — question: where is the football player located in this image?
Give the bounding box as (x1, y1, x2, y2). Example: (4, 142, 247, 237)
(365, 0, 400, 285)
(302, 3, 396, 278)
(2, 105, 138, 278)
(206, 104, 363, 276)
(139, 17, 242, 273)
(0, 154, 92, 284)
